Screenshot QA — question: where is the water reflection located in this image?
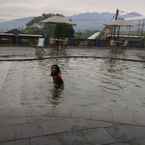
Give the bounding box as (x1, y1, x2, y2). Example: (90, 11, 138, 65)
(109, 47, 126, 58)
(48, 47, 67, 56)
(50, 84, 64, 107)
(98, 48, 129, 104)
(106, 47, 127, 73)
(16, 48, 145, 114)
(35, 47, 45, 59)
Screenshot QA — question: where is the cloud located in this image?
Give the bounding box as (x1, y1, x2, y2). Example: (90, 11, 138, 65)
(0, 0, 145, 20)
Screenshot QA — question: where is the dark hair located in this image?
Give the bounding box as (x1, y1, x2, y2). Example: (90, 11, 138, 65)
(51, 64, 61, 76)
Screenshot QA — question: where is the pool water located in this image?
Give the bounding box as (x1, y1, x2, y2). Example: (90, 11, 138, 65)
(1, 56, 145, 124)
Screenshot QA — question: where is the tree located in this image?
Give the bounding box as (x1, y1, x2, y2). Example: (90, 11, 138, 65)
(23, 27, 42, 35)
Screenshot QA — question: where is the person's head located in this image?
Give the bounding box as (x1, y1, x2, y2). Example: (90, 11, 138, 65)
(51, 64, 61, 76)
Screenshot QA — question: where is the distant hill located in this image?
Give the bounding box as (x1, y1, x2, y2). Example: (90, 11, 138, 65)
(69, 12, 114, 31)
(0, 19, 4, 23)
(0, 17, 33, 32)
(69, 12, 143, 31)
(122, 12, 143, 18)
(0, 11, 143, 32)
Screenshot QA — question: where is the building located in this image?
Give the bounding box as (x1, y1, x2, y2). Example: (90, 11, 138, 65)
(103, 19, 145, 48)
(0, 33, 42, 46)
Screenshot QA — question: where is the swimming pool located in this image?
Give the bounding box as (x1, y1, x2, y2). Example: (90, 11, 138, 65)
(1, 56, 145, 125)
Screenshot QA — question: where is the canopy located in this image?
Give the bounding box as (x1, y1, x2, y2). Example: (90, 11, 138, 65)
(106, 20, 132, 27)
(88, 32, 101, 40)
(41, 16, 75, 25)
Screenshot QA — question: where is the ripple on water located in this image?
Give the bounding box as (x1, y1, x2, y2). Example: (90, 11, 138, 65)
(1, 58, 145, 118)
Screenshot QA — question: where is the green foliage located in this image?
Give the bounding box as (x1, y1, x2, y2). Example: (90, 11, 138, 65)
(22, 27, 42, 35)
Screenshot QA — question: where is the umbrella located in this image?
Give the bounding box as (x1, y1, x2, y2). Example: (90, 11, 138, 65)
(41, 15, 75, 25)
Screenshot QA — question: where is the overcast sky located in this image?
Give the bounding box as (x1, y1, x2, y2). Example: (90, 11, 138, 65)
(0, 0, 145, 20)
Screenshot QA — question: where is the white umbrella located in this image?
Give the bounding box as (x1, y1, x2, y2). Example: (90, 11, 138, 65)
(41, 15, 75, 25)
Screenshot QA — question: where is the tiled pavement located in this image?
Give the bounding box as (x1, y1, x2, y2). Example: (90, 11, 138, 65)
(0, 115, 145, 145)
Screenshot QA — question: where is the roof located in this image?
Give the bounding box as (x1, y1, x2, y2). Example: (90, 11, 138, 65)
(41, 16, 75, 25)
(106, 20, 132, 27)
(19, 34, 43, 37)
(0, 33, 42, 37)
(125, 16, 145, 21)
(0, 33, 15, 36)
(107, 34, 144, 39)
(88, 32, 101, 40)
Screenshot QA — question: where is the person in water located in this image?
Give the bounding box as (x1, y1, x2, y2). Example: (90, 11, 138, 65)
(50, 64, 64, 88)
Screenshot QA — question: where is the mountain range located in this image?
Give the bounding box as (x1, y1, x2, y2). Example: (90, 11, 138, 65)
(0, 17, 33, 32)
(0, 12, 143, 32)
